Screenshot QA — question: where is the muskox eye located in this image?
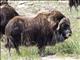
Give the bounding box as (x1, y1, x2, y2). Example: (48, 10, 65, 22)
(61, 24, 69, 30)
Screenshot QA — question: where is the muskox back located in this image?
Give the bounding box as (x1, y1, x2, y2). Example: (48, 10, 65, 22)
(0, 2, 19, 35)
(5, 10, 72, 56)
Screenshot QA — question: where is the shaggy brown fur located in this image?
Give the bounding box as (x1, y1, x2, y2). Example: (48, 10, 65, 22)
(5, 10, 72, 56)
(0, 1, 19, 36)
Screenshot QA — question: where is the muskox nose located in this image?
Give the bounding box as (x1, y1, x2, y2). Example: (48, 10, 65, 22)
(65, 30, 72, 38)
(66, 32, 71, 37)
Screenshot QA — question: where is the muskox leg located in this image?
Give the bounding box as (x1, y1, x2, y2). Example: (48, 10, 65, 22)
(0, 34, 3, 41)
(5, 36, 20, 55)
(38, 45, 45, 57)
(14, 45, 20, 55)
(8, 43, 11, 56)
(11, 38, 20, 55)
(69, 7, 72, 12)
(5, 37, 12, 56)
(0, 33, 2, 38)
(75, 6, 78, 11)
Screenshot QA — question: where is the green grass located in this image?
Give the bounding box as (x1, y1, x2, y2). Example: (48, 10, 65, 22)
(1, 1, 80, 60)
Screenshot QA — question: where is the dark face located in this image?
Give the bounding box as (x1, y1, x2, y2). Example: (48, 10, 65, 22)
(58, 18, 72, 39)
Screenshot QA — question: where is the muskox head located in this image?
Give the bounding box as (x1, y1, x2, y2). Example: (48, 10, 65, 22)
(57, 17, 72, 39)
(0, 0, 8, 5)
(47, 10, 72, 43)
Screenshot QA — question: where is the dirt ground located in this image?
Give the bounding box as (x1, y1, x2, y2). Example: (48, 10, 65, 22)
(41, 55, 80, 60)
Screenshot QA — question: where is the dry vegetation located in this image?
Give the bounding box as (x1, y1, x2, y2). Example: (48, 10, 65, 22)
(1, 1, 80, 60)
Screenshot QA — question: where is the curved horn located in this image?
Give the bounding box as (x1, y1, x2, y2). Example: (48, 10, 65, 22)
(56, 17, 66, 30)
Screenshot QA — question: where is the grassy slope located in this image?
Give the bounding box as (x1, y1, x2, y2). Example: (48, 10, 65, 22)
(1, 1, 80, 60)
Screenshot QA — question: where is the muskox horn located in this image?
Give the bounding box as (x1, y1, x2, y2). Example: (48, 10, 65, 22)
(56, 17, 70, 30)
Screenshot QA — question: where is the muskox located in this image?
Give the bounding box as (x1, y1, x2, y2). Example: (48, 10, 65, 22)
(5, 10, 72, 56)
(69, 0, 80, 11)
(0, 1, 19, 37)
